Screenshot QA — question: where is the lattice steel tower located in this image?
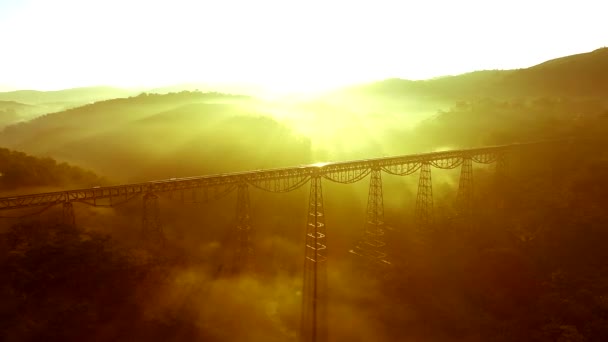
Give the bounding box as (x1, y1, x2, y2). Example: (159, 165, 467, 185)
(62, 201, 75, 226)
(495, 152, 508, 210)
(415, 162, 434, 231)
(351, 167, 389, 267)
(142, 192, 164, 245)
(300, 175, 328, 342)
(456, 157, 473, 226)
(233, 182, 253, 273)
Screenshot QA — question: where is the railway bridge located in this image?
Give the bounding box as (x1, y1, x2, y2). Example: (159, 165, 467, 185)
(0, 140, 559, 342)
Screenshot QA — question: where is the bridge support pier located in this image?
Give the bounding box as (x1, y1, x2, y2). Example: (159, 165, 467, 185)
(142, 192, 164, 245)
(62, 202, 75, 226)
(456, 157, 473, 227)
(233, 182, 252, 273)
(351, 167, 389, 268)
(301, 175, 328, 342)
(415, 162, 434, 232)
(495, 152, 508, 210)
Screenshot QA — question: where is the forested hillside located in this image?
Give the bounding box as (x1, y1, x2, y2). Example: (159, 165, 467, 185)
(343, 47, 608, 100)
(0, 148, 103, 194)
(0, 91, 310, 181)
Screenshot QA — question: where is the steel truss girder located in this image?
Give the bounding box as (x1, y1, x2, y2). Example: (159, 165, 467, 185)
(323, 168, 371, 184)
(174, 183, 237, 204)
(430, 156, 462, 169)
(248, 173, 310, 193)
(381, 162, 421, 176)
(0, 141, 555, 211)
(472, 152, 498, 164)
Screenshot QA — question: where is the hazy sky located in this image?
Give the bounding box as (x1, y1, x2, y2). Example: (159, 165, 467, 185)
(0, 0, 606, 92)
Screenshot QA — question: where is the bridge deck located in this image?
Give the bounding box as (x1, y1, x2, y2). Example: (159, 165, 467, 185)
(0, 141, 548, 211)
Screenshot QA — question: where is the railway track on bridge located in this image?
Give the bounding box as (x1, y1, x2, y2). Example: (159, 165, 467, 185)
(0, 140, 554, 211)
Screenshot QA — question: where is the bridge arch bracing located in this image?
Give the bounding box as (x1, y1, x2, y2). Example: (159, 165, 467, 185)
(381, 162, 421, 176)
(430, 156, 463, 169)
(77, 193, 140, 208)
(248, 173, 311, 193)
(323, 168, 371, 184)
(176, 183, 237, 204)
(472, 152, 498, 164)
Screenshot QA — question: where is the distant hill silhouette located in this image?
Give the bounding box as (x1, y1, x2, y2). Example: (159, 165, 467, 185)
(0, 86, 137, 105)
(0, 100, 52, 129)
(504, 47, 608, 97)
(0, 91, 310, 182)
(345, 47, 608, 100)
(0, 86, 141, 127)
(0, 100, 31, 110)
(148, 82, 268, 97)
(0, 101, 29, 129)
(0, 91, 249, 151)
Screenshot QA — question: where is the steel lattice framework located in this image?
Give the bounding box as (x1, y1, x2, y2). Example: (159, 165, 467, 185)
(62, 202, 75, 226)
(456, 156, 474, 226)
(301, 175, 328, 342)
(0, 142, 545, 212)
(0, 140, 562, 342)
(351, 167, 390, 267)
(415, 162, 434, 231)
(233, 182, 252, 273)
(495, 151, 508, 210)
(142, 192, 164, 245)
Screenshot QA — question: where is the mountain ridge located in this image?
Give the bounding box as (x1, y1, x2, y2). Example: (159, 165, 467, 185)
(0, 86, 138, 105)
(347, 47, 608, 100)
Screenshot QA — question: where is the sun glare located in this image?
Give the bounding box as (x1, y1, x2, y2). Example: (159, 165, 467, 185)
(434, 146, 454, 152)
(1, 0, 605, 92)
